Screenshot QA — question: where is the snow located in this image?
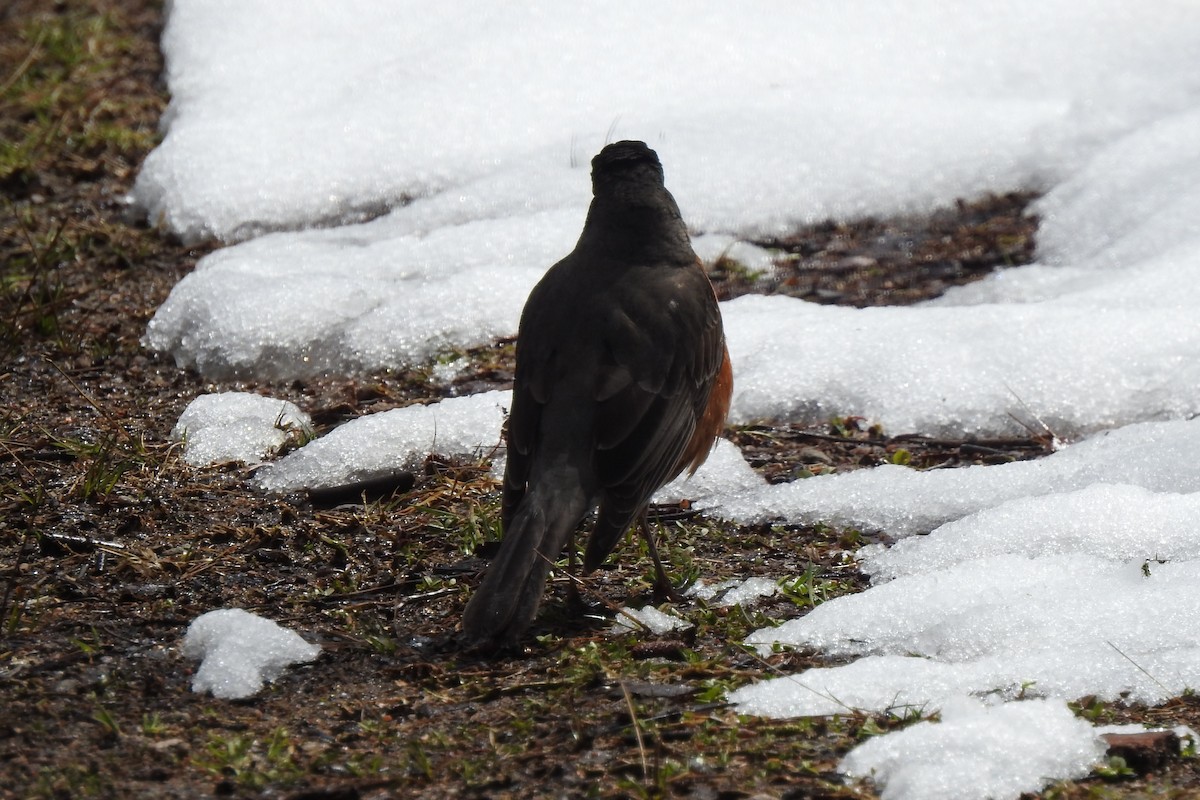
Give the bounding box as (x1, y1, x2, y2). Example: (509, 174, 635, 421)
(839, 698, 1106, 800)
(612, 605, 691, 636)
(137, 1, 1200, 433)
(687, 576, 779, 608)
(707, 419, 1200, 536)
(172, 392, 311, 466)
(721, 422, 1200, 723)
(142, 211, 580, 380)
(862, 483, 1200, 583)
(139, 1, 1200, 795)
(254, 390, 509, 492)
(182, 608, 321, 700)
(733, 554, 1200, 714)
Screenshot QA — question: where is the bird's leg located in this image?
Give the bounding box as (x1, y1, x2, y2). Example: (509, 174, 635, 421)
(565, 535, 585, 614)
(638, 509, 683, 603)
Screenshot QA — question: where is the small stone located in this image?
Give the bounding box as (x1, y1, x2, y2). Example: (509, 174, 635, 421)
(797, 446, 833, 465)
(630, 640, 688, 661)
(1101, 730, 1180, 773)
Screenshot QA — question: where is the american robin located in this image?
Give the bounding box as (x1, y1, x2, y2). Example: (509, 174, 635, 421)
(461, 140, 733, 649)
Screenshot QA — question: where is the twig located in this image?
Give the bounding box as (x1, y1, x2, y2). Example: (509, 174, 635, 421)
(0, 436, 40, 483)
(393, 587, 458, 608)
(0, 28, 44, 97)
(549, 555, 652, 635)
(0, 532, 32, 640)
(40, 530, 126, 552)
(734, 642, 863, 715)
(1003, 380, 1063, 448)
(1107, 640, 1172, 695)
(620, 680, 650, 780)
(43, 355, 115, 424)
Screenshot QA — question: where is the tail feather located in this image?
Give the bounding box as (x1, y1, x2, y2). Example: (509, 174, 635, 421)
(461, 479, 588, 648)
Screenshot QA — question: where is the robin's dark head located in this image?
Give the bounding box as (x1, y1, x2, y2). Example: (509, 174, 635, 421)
(591, 140, 667, 202)
(578, 139, 690, 262)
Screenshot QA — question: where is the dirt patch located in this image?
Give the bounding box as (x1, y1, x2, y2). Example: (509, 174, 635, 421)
(712, 192, 1039, 305)
(3, 3, 1198, 799)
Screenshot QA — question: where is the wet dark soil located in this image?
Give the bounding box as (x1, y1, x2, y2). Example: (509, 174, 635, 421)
(3, 3, 1197, 799)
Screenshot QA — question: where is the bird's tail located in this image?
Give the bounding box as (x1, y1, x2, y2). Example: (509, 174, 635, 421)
(461, 475, 589, 649)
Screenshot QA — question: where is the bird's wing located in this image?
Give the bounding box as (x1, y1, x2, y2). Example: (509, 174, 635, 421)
(500, 269, 562, 530)
(584, 262, 725, 570)
(501, 255, 606, 529)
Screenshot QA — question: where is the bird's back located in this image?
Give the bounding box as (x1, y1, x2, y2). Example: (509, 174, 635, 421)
(462, 141, 729, 649)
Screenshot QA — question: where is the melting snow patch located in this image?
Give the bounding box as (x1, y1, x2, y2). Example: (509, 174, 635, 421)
(182, 608, 321, 700)
(860, 483, 1200, 583)
(735, 555, 1200, 713)
(711, 418, 1200, 537)
(255, 390, 509, 492)
(172, 392, 310, 466)
(655, 438, 767, 508)
(688, 576, 778, 607)
(612, 606, 691, 635)
(839, 697, 1105, 800)
(686, 578, 740, 602)
(716, 577, 779, 606)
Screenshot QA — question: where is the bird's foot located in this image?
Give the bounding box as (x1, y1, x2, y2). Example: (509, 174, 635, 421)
(651, 573, 685, 604)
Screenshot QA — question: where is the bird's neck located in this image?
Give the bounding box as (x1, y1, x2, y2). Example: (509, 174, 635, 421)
(575, 201, 693, 265)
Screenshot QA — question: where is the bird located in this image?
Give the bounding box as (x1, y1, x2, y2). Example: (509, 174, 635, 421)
(460, 140, 732, 649)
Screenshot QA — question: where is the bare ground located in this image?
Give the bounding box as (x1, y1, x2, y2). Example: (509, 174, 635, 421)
(2, 2, 1198, 799)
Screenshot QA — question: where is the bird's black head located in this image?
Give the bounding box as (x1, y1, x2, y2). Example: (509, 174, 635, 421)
(590, 140, 667, 200)
(578, 139, 690, 262)
(592, 140, 663, 178)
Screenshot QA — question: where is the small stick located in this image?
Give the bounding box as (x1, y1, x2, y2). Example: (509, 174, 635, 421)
(621, 680, 650, 780)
